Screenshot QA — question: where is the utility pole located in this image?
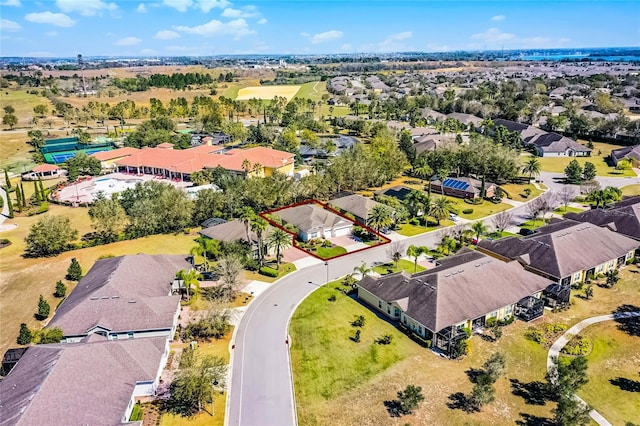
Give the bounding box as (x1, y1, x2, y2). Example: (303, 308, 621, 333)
(78, 54, 86, 96)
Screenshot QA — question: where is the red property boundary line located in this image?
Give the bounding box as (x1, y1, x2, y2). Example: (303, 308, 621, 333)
(259, 199, 391, 261)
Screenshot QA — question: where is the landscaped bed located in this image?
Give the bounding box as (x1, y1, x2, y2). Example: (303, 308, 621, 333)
(373, 259, 425, 275)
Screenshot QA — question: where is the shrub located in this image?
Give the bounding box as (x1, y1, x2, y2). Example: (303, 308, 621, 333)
(353, 329, 361, 342)
(351, 315, 366, 327)
(409, 218, 420, 226)
(545, 323, 568, 333)
(322, 239, 332, 248)
(54, 280, 67, 298)
(376, 334, 393, 345)
(34, 327, 63, 344)
(36, 295, 50, 320)
(17, 323, 32, 345)
(526, 328, 546, 344)
(36, 202, 49, 214)
(561, 336, 591, 356)
(183, 227, 191, 234)
(498, 315, 515, 326)
(66, 258, 83, 281)
(327, 294, 337, 302)
(243, 258, 259, 271)
(462, 208, 474, 214)
(485, 318, 497, 328)
(259, 266, 279, 277)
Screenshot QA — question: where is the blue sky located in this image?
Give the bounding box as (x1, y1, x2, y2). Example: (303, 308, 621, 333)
(0, 0, 638, 57)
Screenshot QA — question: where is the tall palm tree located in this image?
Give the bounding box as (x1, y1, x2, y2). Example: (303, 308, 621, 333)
(405, 189, 424, 218)
(251, 216, 269, 267)
(367, 204, 393, 238)
(353, 262, 372, 278)
(437, 168, 449, 196)
(413, 162, 433, 183)
(522, 157, 541, 182)
(239, 206, 256, 243)
(406, 245, 426, 273)
(176, 268, 201, 299)
(430, 196, 454, 225)
(267, 228, 291, 270)
(190, 237, 220, 271)
(471, 221, 489, 242)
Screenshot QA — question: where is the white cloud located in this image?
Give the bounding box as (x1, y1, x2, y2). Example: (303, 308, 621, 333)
(175, 18, 255, 38)
(470, 27, 515, 43)
(0, 19, 21, 32)
(491, 14, 506, 21)
(1, 0, 22, 6)
(309, 30, 343, 44)
(340, 43, 352, 52)
(376, 31, 412, 52)
(136, 3, 147, 13)
(55, 0, 118, 16)
(299, 32, 309, 37)
(25, 12, 76, 27)
(257, 18, 267, 25)
(115, 36, 142, 45)
(222, 6, 259, 18)
(196, 0, 230, 12)
(163, 0, 192, 12)
(45, 30, 58, 37)
(141, 48, 157, 55)
(155, 30, 180, 40)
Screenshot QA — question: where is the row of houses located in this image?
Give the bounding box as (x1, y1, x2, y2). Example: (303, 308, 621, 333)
(0, 254, 193, 425)
(356, 197, 640, 357)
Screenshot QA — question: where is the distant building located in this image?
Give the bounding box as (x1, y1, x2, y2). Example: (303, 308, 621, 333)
(565, 196, 640, 241)
(22, 164, 66, 181)
(610, 145, 640, 166)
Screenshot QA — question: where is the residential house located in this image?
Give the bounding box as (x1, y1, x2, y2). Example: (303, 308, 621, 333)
(477, 219, 638, 286)
(565, 196, 640, 241)
(492, 118, 546, 145)
(447, 112, 482, 130)
(376, 185, 413, 202)
(21, 164, 66, 181)
(413, 134, 456, 155)
(529, 133, 592, 157)
(199, 219, 266, 259)
(610, 145, 640, 166)
(329, 193, 388, 225)
(420, 108, 447, 123)
(0, 336, 169, 425)
(48, 254, 192, 343)
(357, 249, 553, 356)
(430, 177, 496, 199)
(275, 203, 353, 241)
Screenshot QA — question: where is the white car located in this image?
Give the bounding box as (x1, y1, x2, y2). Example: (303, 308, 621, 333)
(449, 213, 460, 222)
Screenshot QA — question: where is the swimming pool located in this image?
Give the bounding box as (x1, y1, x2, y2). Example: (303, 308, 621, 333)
(83, 177, 143, 199)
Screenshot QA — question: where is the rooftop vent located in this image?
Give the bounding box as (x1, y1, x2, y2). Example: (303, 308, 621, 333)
(128, 299, 136, 303)
(90, 296, 99, 300)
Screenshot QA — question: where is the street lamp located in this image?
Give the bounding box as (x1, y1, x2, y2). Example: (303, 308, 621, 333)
(324, 261, 329, 283)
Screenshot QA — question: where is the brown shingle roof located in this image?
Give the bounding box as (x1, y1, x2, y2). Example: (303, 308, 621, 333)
(199, 219, 257, 243)
(0, 337, 166, 426)
(565, 197, 640, 240)
(359, 249, 551, 333)
(478, 220, 638, 279)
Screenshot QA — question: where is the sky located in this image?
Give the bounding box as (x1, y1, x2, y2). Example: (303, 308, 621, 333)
(0, 0, 638, 57)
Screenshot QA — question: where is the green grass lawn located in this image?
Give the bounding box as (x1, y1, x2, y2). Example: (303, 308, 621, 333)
(315, 245, 347, 259)
(621, 184, 640, 197)
(554, 206, 584, 215)
(293, 81, 326, 102)
(500, 183, 544, 202)
(395, 222, 429, 236)
(486, 230, 518, 240)
(373, 259, 425, 275)
(575, 322, 640, 426)
(519, 218, 549, 230)
(319, 104, 350, 117)
(290, 281, 421, 423)
(242, 262, 296, 283)
(444, 195, 512, 220)
(521, 146, 636, 177)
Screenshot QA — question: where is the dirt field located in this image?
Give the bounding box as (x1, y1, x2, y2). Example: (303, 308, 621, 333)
(235, 85, 301, 101)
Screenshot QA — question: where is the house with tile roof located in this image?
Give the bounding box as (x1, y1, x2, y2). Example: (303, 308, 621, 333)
(477, 219, 638, 286)
(0, 337, 168, 425)
(48, 254, 192, 342)
(21, 164, 66, 181)
(357, 249, 553, 356)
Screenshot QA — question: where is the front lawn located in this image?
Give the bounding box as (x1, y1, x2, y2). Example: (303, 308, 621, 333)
(554, 206, 584, 215)
(373, 259, 425, 275)
(575, 322, 640, 426)
(486, 230, 518, 240)
(621, 184, 640, 197)
(499, 183, 544, 202)
(519, 218, 549, 231)
(315, 245, 347, 259)
(242, 262, 296, 283)
(395, 222, 429, 236)
(445, 196, 512, 220)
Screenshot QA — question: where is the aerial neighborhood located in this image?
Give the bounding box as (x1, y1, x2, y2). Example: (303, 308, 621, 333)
(0, 2, 639, 424)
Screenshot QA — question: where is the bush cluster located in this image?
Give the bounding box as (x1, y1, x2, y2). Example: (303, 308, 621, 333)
(259, 266, 279, 277)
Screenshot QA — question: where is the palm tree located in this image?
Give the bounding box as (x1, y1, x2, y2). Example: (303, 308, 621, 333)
(522, 157, 541, 182)
(267, 228, 291, 270)
(190, 237, 221, 271)
(251, 216, 269, 267)
(471, 221, 489, 242)
(239, 206, 256, 243)
(176, 268, 201, 299)
(438, 235, 457, 256)
(367, 204, 393, 238)
(430, 196, 454, 225)
(407, 245, 426, 273)
(413, 162, 433, 183)
(405, 189, 425, 218)
(353, 262, 372, 278)
(437, 168, 449, 196)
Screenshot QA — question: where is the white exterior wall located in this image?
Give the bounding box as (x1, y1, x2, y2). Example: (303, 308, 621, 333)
(332, 225, 353, 237)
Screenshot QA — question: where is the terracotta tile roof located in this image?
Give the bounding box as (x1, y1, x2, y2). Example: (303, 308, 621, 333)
(0, 337, 166, 426)
(31, 164, 60, 173)
(91, 147, 140, 161)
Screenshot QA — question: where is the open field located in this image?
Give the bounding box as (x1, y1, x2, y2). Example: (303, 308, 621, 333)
(1, 90, 53, 130)
(575, 321, 640, 426)
(0, 205, 197, 354)
(522, 141, 637, 177)
(293, 81, 326, 102)
(235, 85, 301, 101)
(289, 268, 640, 425)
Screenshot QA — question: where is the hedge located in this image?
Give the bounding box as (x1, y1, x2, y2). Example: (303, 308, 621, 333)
(462, 208, 474, 214)
(259, 266, 279, 277)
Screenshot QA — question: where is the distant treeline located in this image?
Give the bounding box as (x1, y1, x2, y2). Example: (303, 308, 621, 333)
(111, 72, 233, 92)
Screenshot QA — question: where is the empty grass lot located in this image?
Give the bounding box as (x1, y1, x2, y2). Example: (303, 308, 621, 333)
(289, 267, 640, 425)
(235, 85, 301, 101)
(572, 321, 640, 426)
(293, 81, 326, 102)
(373, 259, 425, 275)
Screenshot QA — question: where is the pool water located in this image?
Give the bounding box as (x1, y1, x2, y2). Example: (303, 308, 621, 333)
(84, 178, 143, 198)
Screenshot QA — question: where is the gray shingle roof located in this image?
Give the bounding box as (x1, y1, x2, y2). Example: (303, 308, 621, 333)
(478, 220, 638, 279)
(276, 204, 351, 233)
(358, 249, 551, 333)
(48, 254, 191, 336)
(329, 194, 385, 221)
(199, 219, 257, 243)
(0, 337, 166, 426)
(611, 145, 640, 163)
(565, 197, 640, 240)
(532, 133, 592, 153)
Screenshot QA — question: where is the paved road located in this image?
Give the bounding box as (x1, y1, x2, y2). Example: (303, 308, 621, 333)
(546, 311, 640, 426)
(226, 174, 640, 426)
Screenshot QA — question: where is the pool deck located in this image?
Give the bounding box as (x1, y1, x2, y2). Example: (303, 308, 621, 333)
(54, 173, 191, 204)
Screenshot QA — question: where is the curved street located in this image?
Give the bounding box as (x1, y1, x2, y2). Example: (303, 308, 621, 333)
(225, 173, 640, 426)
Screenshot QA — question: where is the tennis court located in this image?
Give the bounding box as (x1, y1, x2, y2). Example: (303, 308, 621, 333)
(44, 148, 113, 164)
(40, 137, 115, 164)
